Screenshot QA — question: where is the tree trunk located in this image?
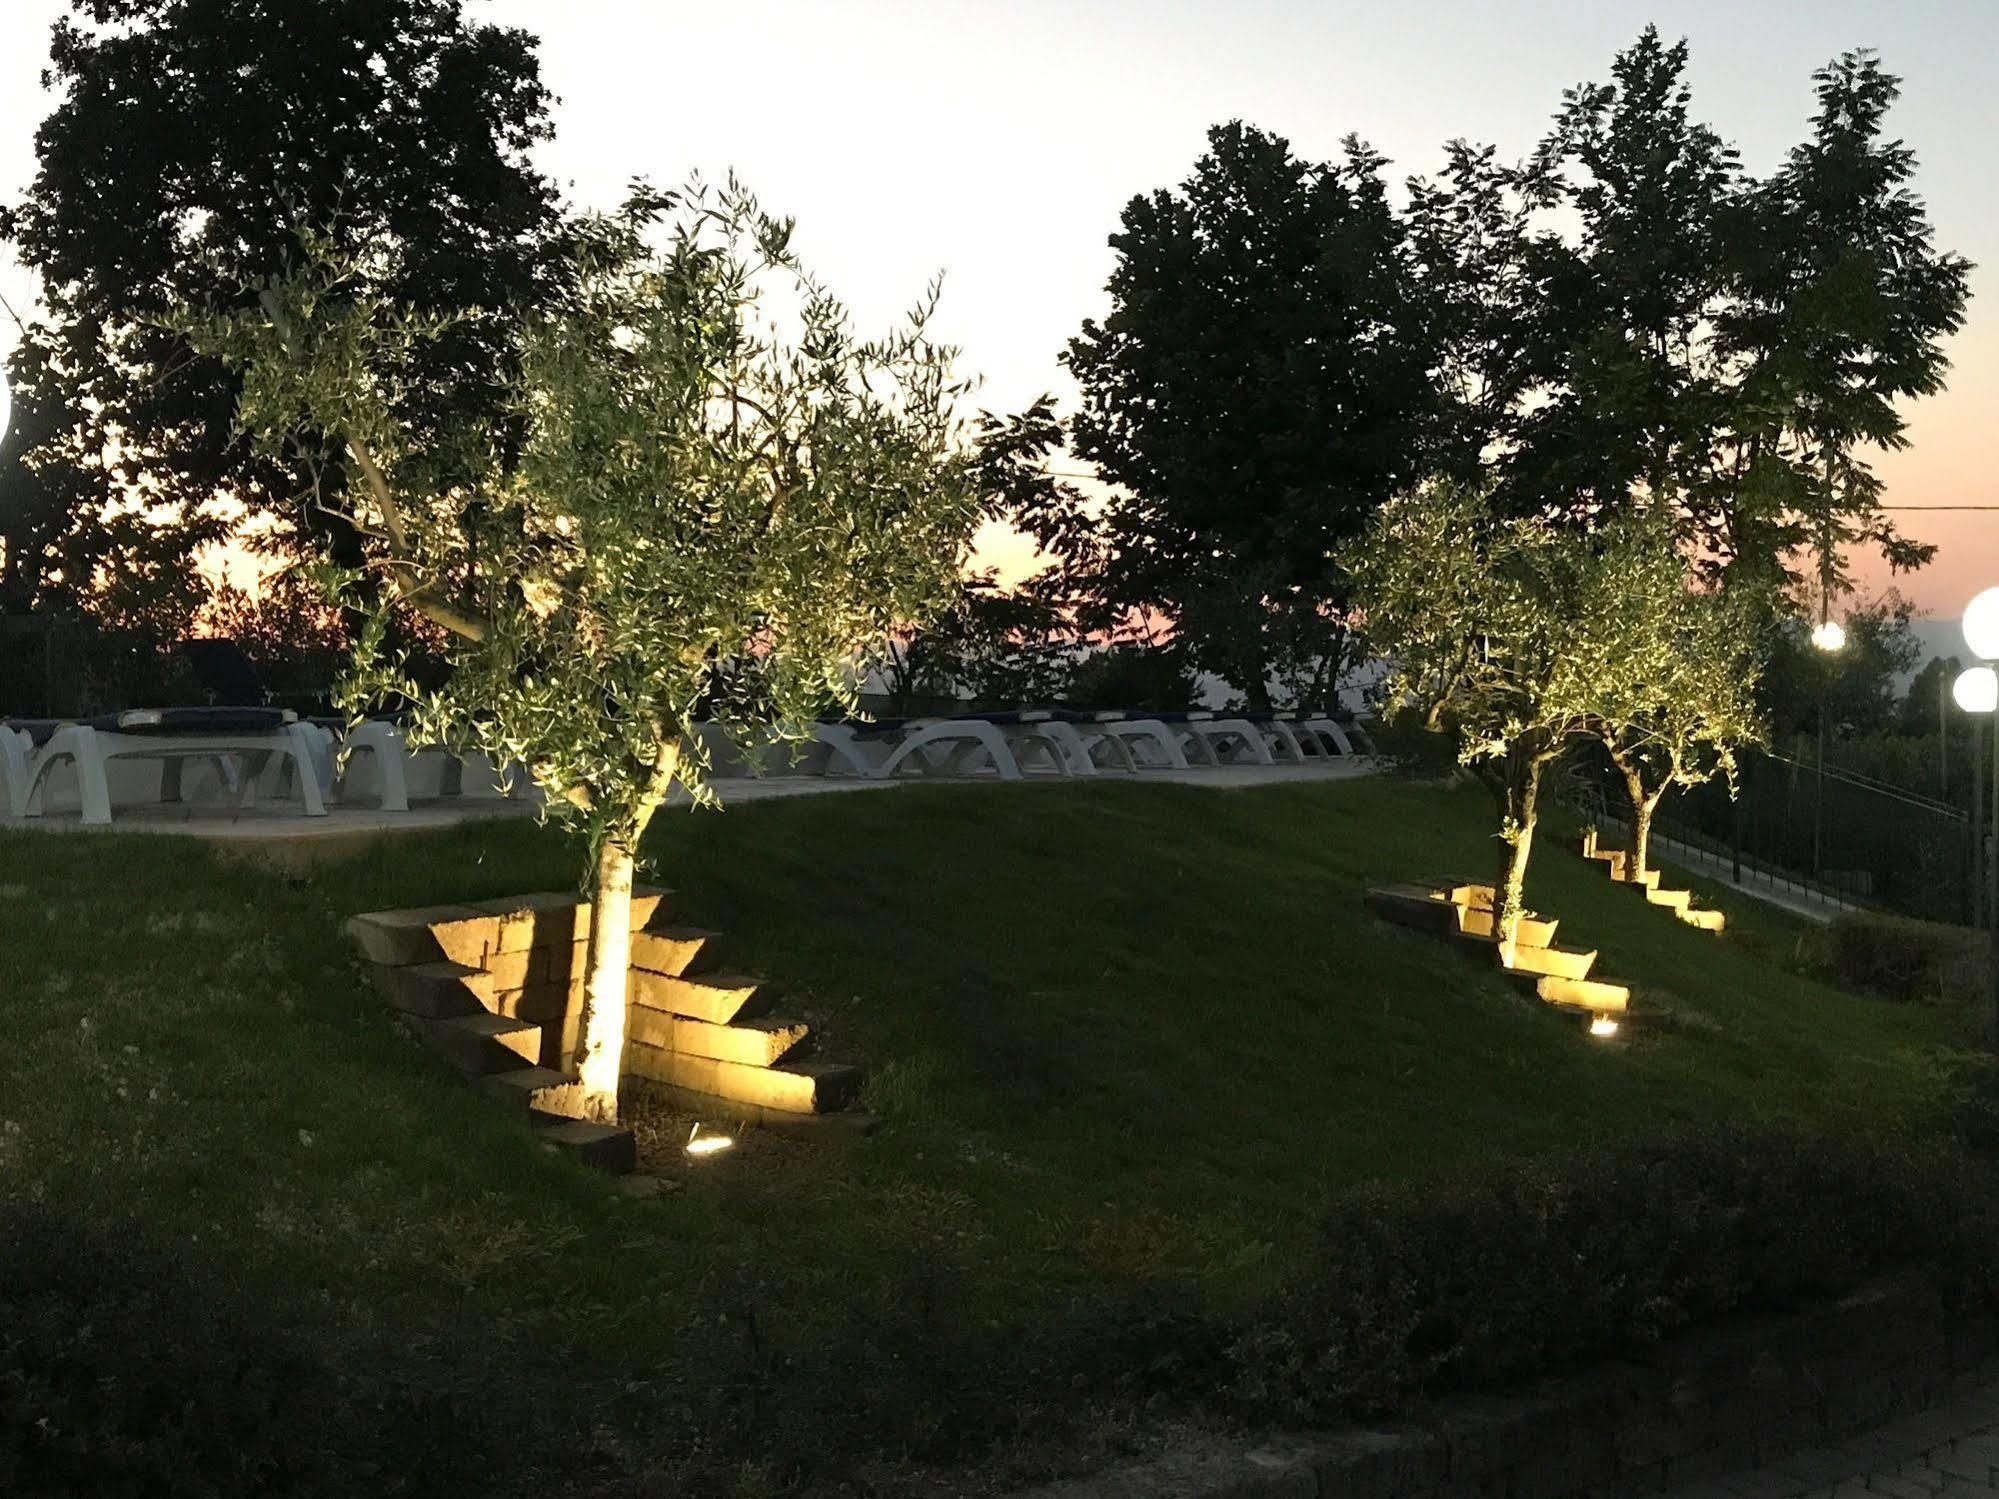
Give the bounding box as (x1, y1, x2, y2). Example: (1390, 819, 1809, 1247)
(1493, 746, 1547, 961)
(1616, 762, 1655, 880)
(574, 833, 638, 1124)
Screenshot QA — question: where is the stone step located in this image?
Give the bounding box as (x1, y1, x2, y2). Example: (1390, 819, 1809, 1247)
(1533, 974, 1630, 1014)
(345, 887, 667, 967)
(630, 926, 721, 978)
(372, 959, 488, 1018)
(479, 1066, 588, 1119)
(532, 1116, 637, 1174)
(1613, 865, 1661, 891)
(623, 1043, 861, 1114)
(630, 970, 768, 1026)
(1678, 907, 1726, 933)
(626, 1009, 810, 1067)
(1365, 884, 1464, 938)
(1446, 881, 1499, 910)
(419, 1011, 542, 1075)
(1456, 931, 1596, 981)
(1455, 904, 1560, 948)
(1645, 886, 1693, 912)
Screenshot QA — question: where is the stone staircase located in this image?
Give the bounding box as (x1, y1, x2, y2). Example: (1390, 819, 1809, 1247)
(346, 890, 864, 1172)
(1579, 829, 1726, 933)
(1365, 880, 1633, 1030)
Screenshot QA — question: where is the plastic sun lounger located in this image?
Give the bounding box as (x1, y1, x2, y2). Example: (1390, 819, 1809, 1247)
(1062, 711, 1191, 771)
(1240, 711, 1311, 763)
(1298, 716, 1358, 756)
(0, 724, 33, 818)
(294, 719, 413, 812)
(23, 707, 326, 825)
(876, 716, 1039, 781)
(1159, 712, 1273, 766)
(801, 718, 908, 778)
(1272, 711, 1333, 759)
(1050, 709, 1213, 773)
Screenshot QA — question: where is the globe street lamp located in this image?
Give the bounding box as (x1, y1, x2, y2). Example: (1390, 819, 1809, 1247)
(1962, 585, 1999, 1048)
(1958, 665, 1997, 931)
(1810, 617, 1845, 879)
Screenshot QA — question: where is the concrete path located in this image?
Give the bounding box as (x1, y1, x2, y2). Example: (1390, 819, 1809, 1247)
(1669, 1380, 1999, 1497)
(3, 757, 1383, 847)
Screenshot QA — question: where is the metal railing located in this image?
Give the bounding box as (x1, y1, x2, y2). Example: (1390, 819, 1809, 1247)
(1570, 745, 1975, 926)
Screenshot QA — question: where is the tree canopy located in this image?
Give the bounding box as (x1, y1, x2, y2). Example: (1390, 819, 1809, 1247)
(1062, 122, 1443, 706)
(184, 182, 980, 1116)
(0, 0, 560, 656)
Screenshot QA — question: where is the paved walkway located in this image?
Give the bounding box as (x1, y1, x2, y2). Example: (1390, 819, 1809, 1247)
(1669, 1379, 1999, 1497)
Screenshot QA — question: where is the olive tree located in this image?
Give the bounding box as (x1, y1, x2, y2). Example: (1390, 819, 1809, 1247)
(1351, 482, 1684, 951)
(1595, 588, 1765, 880)
(184, 183, 979, 1121)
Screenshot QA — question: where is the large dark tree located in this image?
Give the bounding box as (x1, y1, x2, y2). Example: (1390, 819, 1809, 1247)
(1505, 28, 1741, 525)
(1717, 48, 1971, 603)
(1406, 31, 1968, 616)
(1063, 123, 1442, 707)
(0, 0, 559, 676)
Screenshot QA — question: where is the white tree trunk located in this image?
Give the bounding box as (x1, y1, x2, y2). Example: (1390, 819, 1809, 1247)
(574, 835, 636, 1124)
(1494, 747, 1546, 965)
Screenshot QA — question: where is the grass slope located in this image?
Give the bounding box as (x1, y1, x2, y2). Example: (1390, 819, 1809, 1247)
(0, 776, 1969, 1484)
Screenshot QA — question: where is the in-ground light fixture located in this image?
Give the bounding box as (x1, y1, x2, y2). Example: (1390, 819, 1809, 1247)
(685, 1122, 735, 1158)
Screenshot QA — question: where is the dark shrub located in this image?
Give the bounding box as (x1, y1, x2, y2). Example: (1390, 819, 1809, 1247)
(0, 1202, 595, 1499)
(1814, 912, 1985, 1004)
(1226, 1125, 1999, 1423)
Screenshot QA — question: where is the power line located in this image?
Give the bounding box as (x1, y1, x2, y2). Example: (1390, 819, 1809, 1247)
(1036, 472, 1998, 511)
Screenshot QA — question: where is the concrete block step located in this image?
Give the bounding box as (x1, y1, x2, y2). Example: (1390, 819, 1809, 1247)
(630, 926, 721, 978)
(623, 1043, 861, 1114)
(1455, 931, 1596, 981)
(532, 1116, 637, 1174)
(1455, 905, 1559, 948)
(1614, 866, 1661, 891)
(1678, 907, 1726, 933)
(346, 887, 667, 967)
(1533, 974, 1630, 1013)
(1365, 884, 1463, 938)
(479, 1066, 588, 1119)
(372, 959, 488, 1018)
(630, 970, 767, 1026)
(419, 1011, 542, 1075)
(626, 1009, 810, 1067)
(1645, 886, 1693, 912)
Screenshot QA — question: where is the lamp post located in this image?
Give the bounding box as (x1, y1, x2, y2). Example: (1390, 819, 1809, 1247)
(1964, 587, 1999, 1047)
(1810, 618, 1846, 880)
(1958, 666, 1995, 931)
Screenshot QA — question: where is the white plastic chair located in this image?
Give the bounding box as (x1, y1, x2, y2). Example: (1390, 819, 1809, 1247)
(24, 710, 326, 825)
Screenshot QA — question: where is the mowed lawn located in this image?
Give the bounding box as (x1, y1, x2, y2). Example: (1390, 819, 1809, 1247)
(0, 775, 1969, 1480)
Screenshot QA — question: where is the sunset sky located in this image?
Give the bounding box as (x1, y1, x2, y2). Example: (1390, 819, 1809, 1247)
(1, 0, 1992, 620)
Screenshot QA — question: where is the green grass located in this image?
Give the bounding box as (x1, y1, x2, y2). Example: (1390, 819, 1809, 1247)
(0, 775, 1973, 1486)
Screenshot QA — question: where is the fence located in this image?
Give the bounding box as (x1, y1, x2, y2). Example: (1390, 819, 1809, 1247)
(1572, 744, 1976, 926)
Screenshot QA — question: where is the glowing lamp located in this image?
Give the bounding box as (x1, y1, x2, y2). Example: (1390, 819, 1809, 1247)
(684, 1123, 734, 1158)
(1964, 588, 1999, 661)
(1809, 619, 1847, 653)
(1589, 1015, 1619, 1039)
(1955, 666, 1999, 716)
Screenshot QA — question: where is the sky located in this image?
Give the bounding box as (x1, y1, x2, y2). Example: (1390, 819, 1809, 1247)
(1, 0, 1993, 623)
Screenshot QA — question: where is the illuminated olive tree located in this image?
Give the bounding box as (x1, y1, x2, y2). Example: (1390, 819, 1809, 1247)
(1595, 588, 1765, 881)
(185, 183, 978, 1121)
(1351, 482, 1683, 950)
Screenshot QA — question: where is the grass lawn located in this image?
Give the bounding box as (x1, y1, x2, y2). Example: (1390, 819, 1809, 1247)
(0, 774, 1974, 1491)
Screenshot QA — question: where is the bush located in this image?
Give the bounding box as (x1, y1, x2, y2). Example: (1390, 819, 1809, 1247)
(1814, 912, 1985, 1005)
(1225, 1125, 1999, 1423)
(0, 1202, 602, 1498)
